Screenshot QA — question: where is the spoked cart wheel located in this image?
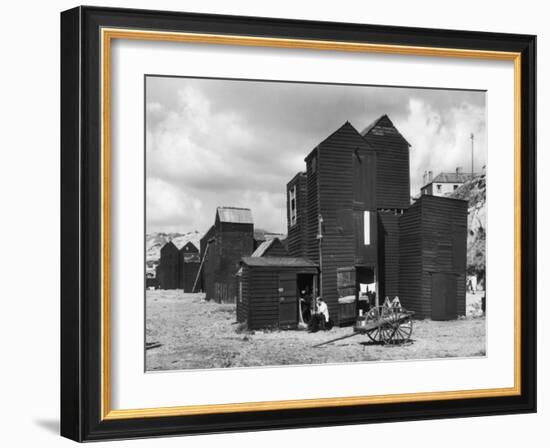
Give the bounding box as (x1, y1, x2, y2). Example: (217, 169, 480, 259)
(363, 307, 389, 343)
(359, 306, 413, 345)
(383, 311, 413, 344)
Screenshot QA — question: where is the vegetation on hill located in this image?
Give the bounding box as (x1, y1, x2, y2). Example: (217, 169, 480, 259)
(450, 173, 486, 285)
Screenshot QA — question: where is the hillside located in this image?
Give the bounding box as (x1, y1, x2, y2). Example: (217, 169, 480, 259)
(146, 230, 203, 265)
(449, 173, 486, 285)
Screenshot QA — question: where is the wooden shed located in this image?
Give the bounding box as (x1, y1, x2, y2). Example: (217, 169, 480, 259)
(399, 195, 468, 320)
(200, 207, 255, 303)
(158, 241, 179, 289)
(237, 257, 318, 330)
(178, 242, 200, 292)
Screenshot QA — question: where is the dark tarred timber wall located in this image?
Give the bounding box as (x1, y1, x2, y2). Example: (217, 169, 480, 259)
(158, 242, 179, 289)
(286, 172, 308, 258)
(362, 115, 410, 210)
(313, 122, 374, 322)
(182, 261, 200, 292)
(237, 263, 318, 330)
(378, 212, 401, 299)
(398, 203, 423, 314)
(204, 221, 254, 303)
(399, 195, 468, 319)
(262, 239, 289, 257)
(236, 265, 249, 324)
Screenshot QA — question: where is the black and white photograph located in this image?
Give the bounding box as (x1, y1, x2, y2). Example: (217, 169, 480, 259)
(145, 76, 487, 371)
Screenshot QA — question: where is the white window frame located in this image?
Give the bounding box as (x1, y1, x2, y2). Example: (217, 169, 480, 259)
(289, 186, 297, 227)
(363, 211, 370, 245)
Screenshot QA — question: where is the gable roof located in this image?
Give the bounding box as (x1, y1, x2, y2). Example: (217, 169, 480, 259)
(216, 206, 254, 224)
(304, 121, 371, 161)
(360, 114, 411, 147)
(251, 238, 288, 257)
(160, 241, 178, 253)
(178, 241, 198, 253)
(423, 172, 478, 187)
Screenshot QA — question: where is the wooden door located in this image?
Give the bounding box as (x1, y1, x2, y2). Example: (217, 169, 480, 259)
(431, 273, 457, 320)
(278, 272, 297, 327)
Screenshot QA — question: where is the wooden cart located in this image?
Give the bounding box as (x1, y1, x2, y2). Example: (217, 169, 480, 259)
(354, 305, 414, 344)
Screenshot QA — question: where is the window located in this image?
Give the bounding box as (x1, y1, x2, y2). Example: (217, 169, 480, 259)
(453, 184, 459, 190)
(289, 186, 297, 226)
(436, 184, 442, 193)
(310, 154, 317, 173)
(364, 211, 370, 245)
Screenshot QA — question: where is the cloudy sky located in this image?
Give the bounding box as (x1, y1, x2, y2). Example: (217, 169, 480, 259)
(146, 76, 486, 235)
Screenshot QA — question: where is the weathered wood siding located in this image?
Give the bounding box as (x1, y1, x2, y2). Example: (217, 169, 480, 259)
(182, 261, 200, 293)
(236, 265, 249, 323)
(286, 172, 308, 258)
(378, 212, 401, 299)
(399, 195, 468, 319)
(362, 115, 411, 209)
(399, 202, 424, 315)
(202, 220, 254, 303)
(263, 239, 289, 257)
(158, 242, 179, 289)
(316, 122, 371, 322)
(242, 265, 317, 330)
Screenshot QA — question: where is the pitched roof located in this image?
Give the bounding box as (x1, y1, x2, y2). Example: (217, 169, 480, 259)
(241, 256, 318, 268)
(251, 239, 276, 257)
(216, 206, 254, 224)
(251, 238, 287, 257)
(360, 114, 411, 147)
(178, 241, 198, 252)
(430, 172, 477, 184)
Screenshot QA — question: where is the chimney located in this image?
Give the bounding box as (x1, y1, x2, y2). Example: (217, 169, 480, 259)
(422, 171, 427, 185)
(428, 171, 433, 182)
(456, 166, 463, 174)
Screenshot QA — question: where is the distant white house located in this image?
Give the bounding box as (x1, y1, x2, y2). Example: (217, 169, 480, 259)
(420, 167, 476, 197)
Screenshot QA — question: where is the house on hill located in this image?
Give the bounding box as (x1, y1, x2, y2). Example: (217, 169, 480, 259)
(421, 167, 477, 197)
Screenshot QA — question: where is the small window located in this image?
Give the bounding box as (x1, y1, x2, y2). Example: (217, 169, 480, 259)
(289, 186, 297, 227)
(364, 211, 370, 245)
(436, 184, 442, 193)
(453, 184, 459, 190)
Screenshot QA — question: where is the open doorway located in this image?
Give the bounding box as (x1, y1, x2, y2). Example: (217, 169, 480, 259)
(356, 266, 376, 312)
(297, 273, 316, 325)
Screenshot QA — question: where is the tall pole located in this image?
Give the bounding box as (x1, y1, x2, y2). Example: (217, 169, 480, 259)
(317, 214, 324, 312)
(470, 132, 475, 180)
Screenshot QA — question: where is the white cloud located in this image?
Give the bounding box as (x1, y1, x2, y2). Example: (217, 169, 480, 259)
(146, 77, 486, 234)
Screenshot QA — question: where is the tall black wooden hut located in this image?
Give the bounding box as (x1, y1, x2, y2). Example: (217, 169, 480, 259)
(178, 242, 200, 292)
(399, 195, 468, 320)
(200, 207, 255, 303)
(237, 257, 318, 329)
(158, 241, 179, 289)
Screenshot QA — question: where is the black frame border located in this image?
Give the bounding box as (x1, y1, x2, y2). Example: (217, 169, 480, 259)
(60, 6, 536, 442)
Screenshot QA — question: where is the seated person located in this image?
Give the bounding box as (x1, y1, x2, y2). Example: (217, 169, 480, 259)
(308, 297, 333, 332)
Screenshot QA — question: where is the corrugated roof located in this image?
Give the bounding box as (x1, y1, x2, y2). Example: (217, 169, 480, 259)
(241, 256, 318, 268)
(216, 206, 254, 224)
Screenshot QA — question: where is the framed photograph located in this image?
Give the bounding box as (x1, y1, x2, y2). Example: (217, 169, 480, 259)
(60, 6, 536, 441)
